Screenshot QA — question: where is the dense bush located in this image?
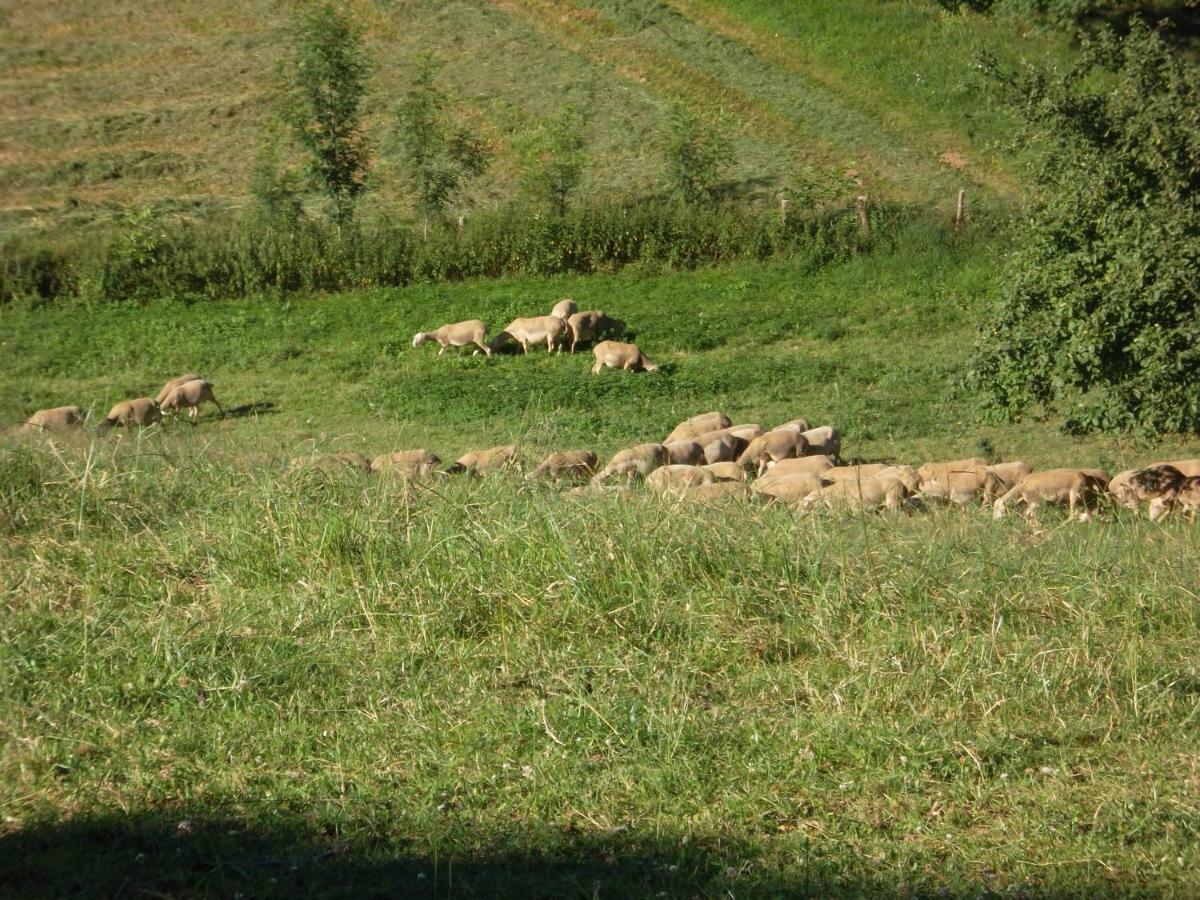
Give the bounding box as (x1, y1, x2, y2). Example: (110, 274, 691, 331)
(0, 197, 923, 305)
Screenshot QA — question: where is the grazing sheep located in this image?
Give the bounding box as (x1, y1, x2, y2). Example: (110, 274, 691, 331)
(155, 374, 203, 405)
(647, 464, 714, 494)
(1169, 476, 1200, 519)
(821, 464, 891, 483)
(490, 316, 568, 354)
(551, 298, 578, 320)
(762, 455, 836, 478)
(412, 320, 492, 357)
(683, 481, 753, 503)
(160, 379, 224, 423)
(737, 430, 808, 475)
(447, 444, 518, 475)
(664, 440, 705, 466)
(726, 424, 766, 443)
(916, 457, 989, 484)
(1149, 458, 1200, 478)
(752, 472, 826, 505)
(566, 311, 626, 353)
(371, 449, 442, 478)
(531, 450, 598, 483)
(986, 461, 1033, 489)
(665, 412, 732, 444)
(992, 468, 1108, 521)
(695, 431, 743, 464)
(816, 475, 912, 512)
(98, 398, 161, 434)
(291, 452, 373, 473)
(919, 467, 998, 505)
(591, 340, 659, 374)
(592, 443, 668, 483)
(1107, 469, 1141, 511)
(771, 418, 811, 434)
(20, 405, 85, 433)
(798, 426, 841, 461)
(876, 464, 922, 494)
(1108, 465, 1186, 519)
(702, 462, 747, 482)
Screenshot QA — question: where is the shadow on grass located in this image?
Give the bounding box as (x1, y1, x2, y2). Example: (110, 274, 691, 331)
(0, 809, 1134, 898)
(226, 401, 278, 419)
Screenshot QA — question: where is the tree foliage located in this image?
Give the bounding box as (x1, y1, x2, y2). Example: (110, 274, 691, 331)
(964, 20, 1200, 433)
(394, 55, 488, 220)
(520, 106, 587, 217)
(282, 2, 372, 226)
(664, 104, 733, 204)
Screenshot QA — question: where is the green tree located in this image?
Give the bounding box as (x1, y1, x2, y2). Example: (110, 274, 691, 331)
(964, 21, 1200, 434)
(664, 104, 732, 204)
(394, 55, 488, 221)
(520, 105, 587, 217)
(282, 2, 372, 226)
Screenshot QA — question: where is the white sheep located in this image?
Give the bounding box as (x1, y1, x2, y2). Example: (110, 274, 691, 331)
(992, 468, 1109, 521)
(490, 316, 568, 354)
(762, 455, 835, 478)
(798, 426, 840, 461)
(566, 311, 626, 353)
(20, 405, 85, 433)
(154, 374, 202, 405)
(160, 379, 225, 423)
(663, 440, 705, 466)
(591, 340, 659, 374)
(664, 412, 732, 444)
(412, 320, 492, 357)
(737, 430, 808, 475)
(816, 475, 912, 512)
(695, 430, 743, 464)
(550, 298, 579, 320)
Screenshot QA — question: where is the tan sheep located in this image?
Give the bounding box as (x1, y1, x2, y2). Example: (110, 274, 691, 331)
(1107, 469, 1141, 511)
(762, 455, 836, 478)
(550, 298, 578, 320)
(986, 461, 1033, 491)
(371, 449, 442, 478)
(683, 481, 753, 503)
(647, 464, 715, 494)
(821, 464, 891, 483)
(592, 443, 668, 483)
(1167, 476, 1200, 520)
(1149, 458, 1200, 478)
(737, 430, 808, 475)
(726, 424, 766, 443)
(154, 374, 203, 405)
(412, 320, 492, 357)
(695, 430, 743, 464)
(816, 475, 912, 512)
(20, 405, 85, 433)
(664, 411, 732, 444)
(916, 457, 989, 484)
(447, 444, 518, 475)
(490, 316, 568, 354)
(591, 340, 659, 374)
(771, 418, 811, 434)
(531, 450, 598, 483)
(701, 462, 747, 482)
(663, 440, 705, 466)
(992, 468, 1108, 521)
(919, 468, 998, 505)
(752, 472, 826, 505)
(98, 398, 161, 434)
(1107, 465, 1186, 519)
(798, 426, 841, 461)
(566, 311, 626, 353)
(160, 379, 224, 423)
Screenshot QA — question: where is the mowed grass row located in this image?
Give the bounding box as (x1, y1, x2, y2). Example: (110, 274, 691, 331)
(4, 232, 1197, 470)
(2, 441, 1199, 896)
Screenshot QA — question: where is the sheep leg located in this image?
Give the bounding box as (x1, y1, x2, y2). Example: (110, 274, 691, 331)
(474, 340, 491, 357)
(438, 344, 447, 357)
(591, 359, 604, 376)
(189, 406, 198, 425)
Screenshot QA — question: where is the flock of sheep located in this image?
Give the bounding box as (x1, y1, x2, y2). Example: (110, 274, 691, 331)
(294, 410, 1200, 523)
(18, 373, 224, 436)
(412, 298, 659, 374)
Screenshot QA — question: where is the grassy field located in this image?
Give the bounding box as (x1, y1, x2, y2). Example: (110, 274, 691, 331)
(4, 236, 1200, 896)
(0, 0, 1066, 238)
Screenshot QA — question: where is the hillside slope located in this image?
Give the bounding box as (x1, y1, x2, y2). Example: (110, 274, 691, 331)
(0, 1, 1067, 237)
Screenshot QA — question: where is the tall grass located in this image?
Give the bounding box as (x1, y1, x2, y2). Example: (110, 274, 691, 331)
(0, 197, 938, 305)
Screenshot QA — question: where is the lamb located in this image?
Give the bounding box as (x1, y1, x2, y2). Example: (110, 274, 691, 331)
(663, 440, 705, 466)
(762, 454, 835, 478)
(992, 468, 1108, 521)
(490, 316, 568, 354)
(447, 444, 518, 475)
(20, 405, 85, 433)
(154, 374, 202, 405)
(566, 311, 626, 353)
(816, 474, 912, 512)
(98, 398, 161, 434)
(371, 449, 442, 478)
(412, 320, 492, 357)
(798, 426, 841, 461)
(702, 462, 747, 482)
(531, 450, 598, 483)
(591, 340, 659, 374)
(160, 379, 224, 423)
(665, 412, 732, 444)
(737, 430, 808, 475)
(592, 443, 667, 483)
(550, 298, 578, 320)
(647, 464, 714, 494)
(752, 472, 826, 505)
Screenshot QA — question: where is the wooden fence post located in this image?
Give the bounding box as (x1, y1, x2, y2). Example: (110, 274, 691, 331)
(856, 194, 870, 236)
(780, 197, 790, 227)
(955, 189, 966, 231)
